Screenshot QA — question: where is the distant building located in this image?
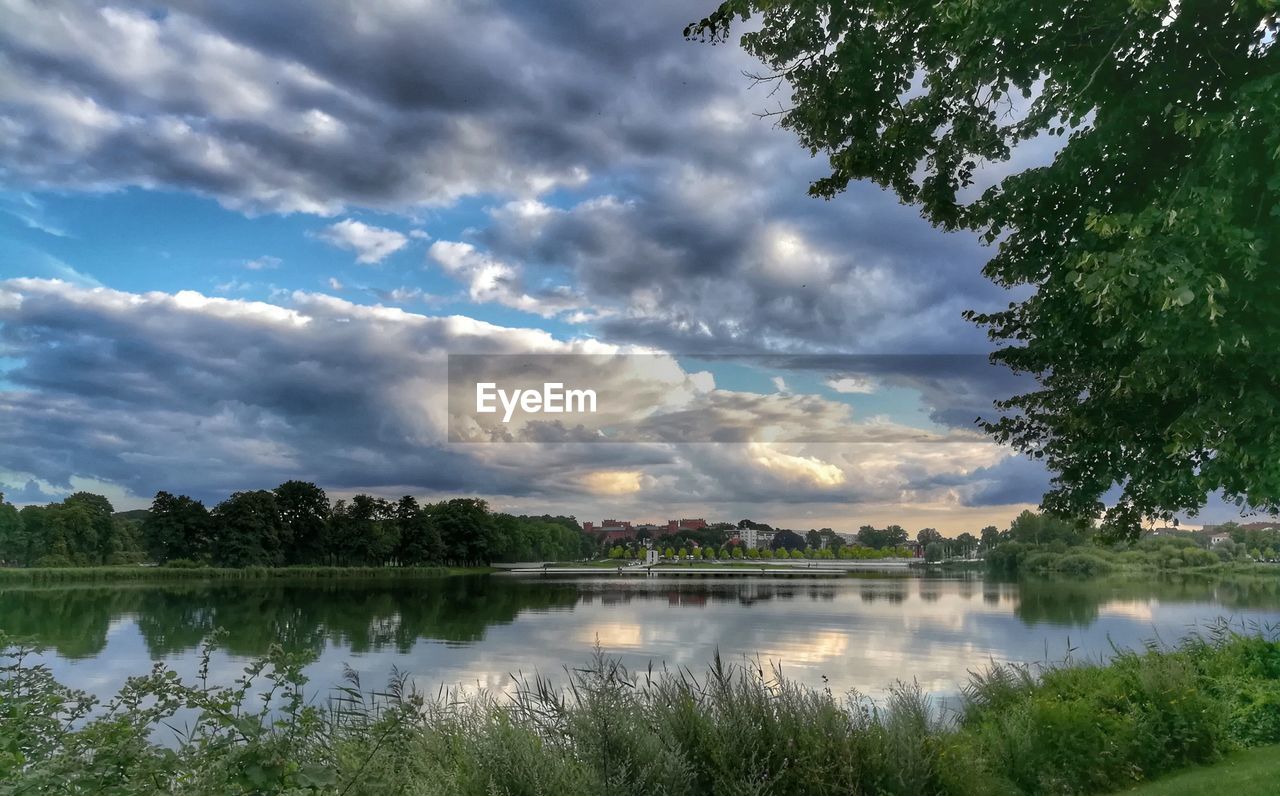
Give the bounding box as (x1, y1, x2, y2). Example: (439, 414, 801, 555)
(585, 517, 711, 544)
(1210, 532, 1234, 546)
(729, 526, 775, 549)
(584, 519, 633, 544)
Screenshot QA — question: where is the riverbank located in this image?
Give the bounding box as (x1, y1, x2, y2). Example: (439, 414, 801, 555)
(1111, 743, 1280, 794)
(4, 623, 1278, 794)
(984, 538, 1280, 579)
(0, 564, 491, 584)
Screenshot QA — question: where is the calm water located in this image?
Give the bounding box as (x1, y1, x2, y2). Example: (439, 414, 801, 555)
(5, 573, 1280, 704)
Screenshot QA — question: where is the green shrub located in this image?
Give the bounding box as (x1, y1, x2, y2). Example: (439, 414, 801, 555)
(3, 627, 1280, 795)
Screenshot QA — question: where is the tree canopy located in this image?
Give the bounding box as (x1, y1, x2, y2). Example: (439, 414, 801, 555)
(688, 0, 1280, 538)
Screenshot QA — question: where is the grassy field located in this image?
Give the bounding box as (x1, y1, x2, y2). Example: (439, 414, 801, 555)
(1112, 744, 1280, 794)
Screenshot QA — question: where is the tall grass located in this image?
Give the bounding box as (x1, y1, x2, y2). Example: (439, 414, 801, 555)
(3, 622, 1280, 794)
(0, 564, 476, 584)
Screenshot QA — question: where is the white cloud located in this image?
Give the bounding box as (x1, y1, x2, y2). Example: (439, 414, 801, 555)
(315, 219, 408, 264)
(826, 376, 878, 394)
(0, 279, 1032, 530)
(429, 240, 582, 318)
(374, 286, 426, 303)
(243, 255, 282, 270)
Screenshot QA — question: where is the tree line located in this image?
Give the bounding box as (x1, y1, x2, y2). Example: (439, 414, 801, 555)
(0, 485, 594, 568)
(1, 485, 1128, 570)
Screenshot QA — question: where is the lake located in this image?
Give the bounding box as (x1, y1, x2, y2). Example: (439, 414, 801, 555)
(5, 572, 1280, 707)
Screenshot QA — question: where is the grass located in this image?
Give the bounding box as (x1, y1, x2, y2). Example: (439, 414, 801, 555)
(0, 564, 490, 584)
(1110, 743, 1280, 794)
(4, 622, 1280, 794)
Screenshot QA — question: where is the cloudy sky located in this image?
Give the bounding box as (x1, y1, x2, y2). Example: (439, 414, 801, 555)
(0, 0, 1140, 533)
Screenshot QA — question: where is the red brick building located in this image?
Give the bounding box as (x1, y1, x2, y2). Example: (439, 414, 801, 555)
(583, 517, 708, 543)
(583, 519, 633, 543)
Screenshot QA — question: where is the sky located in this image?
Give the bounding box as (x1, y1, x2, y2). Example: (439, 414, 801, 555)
(0, 0, 1231, 532)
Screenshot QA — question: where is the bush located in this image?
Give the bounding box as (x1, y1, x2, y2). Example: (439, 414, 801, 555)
(3, 627, 1280, 795)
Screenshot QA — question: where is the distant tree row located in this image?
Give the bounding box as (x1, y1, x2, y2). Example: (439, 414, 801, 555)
(0, 484, 594, 568)
(0, 492, 145, 567)
(1, 487, 1121, 571)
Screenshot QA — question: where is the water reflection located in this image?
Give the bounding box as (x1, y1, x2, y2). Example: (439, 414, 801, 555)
(3, 573, 1280, 701)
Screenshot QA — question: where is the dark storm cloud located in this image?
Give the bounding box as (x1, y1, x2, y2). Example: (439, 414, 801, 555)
(0, 0, 1022, 360)
(961, 457, 1055, 508)
(455, 177, 1010, 355)
(0, 0, 757, 213)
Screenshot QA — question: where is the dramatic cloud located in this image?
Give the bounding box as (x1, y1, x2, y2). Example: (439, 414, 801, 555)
(0, 2, 1072, 528)
(0, 0, 1026, 357)
(0, 280, 1035, 529)
(456, 176, 1011, 355)
(315, 220, 408, 264)
(0, 0, 753, 213)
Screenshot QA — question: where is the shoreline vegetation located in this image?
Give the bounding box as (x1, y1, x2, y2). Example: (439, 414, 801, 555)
(0, 564, 490, 585)
(4, 486, 1277, 585)
(4, 623, 1280, 795)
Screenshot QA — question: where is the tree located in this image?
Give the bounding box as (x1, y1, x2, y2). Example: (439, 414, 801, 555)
(980, 525, 1001, 552)
(856, 525, 908, 550)
(956, 532, 979, 558)
(432, 498, 494, 565)
(273, 481, 330, 565)
(143, 492, 212, 563)
(211, 490, 282, 567)
(775, 548, 788, 559)
(394, 495, 443, 565)
(771, 529, 805, 551)
(925, 542, 944, 562)
(0, 494, 22, 565)
(1008, 511, 1089, 547)
(917, 528, 943, 547)
(805, 529, 823, 549)
(688, 2, 1280, 538)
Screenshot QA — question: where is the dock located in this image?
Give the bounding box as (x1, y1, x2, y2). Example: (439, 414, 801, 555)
(500, 565, 855, 578)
